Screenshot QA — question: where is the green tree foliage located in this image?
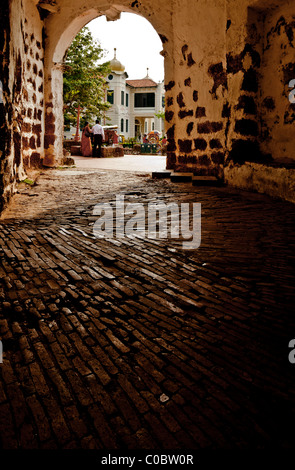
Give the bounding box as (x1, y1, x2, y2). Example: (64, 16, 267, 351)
(155, 110, 165, 120)
(155, 95, 165, 121)
(63, 27, 111, 128)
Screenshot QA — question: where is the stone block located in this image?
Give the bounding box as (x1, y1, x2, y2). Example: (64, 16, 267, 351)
(70, 145, 81, 156)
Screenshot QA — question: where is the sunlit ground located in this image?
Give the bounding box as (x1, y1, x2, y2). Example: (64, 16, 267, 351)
(72, 154, 167, 172)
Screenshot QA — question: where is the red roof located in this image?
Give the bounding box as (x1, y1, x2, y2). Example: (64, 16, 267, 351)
(126, 78, 158, 88)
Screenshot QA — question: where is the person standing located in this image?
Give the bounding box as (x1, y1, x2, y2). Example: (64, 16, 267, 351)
(92, 119, 105, 158)
(81, 122, 92, 157)
(113, 130, 119, 145)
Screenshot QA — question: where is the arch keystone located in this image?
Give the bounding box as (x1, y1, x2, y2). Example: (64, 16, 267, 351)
(105, 7, 121, 22)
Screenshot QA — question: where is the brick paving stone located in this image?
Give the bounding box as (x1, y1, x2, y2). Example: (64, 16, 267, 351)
(0, 383, 7, 404)
(117, 375, 150, 414)
(104, 330, 130, 354)
(63, 404, 88, 440)
(26, 394, 52, 443)
(46, 368, 73, 406)
(88, 358, 112, 386)
(41, 395, 71, 445)
(1, 168, 295, 449)
(110, 416, 139, 448)
(84, 374, 117, 416)
(0, 403, 18, 448)
(143, 412, 179, 448)
(29, 362, 51, 398)
(80, 434, 100, 449)
(87, 403, 117, 448)
(71, 356, 92, 377)
(65, 370, 93, 407)
(91, 345, 118, 376)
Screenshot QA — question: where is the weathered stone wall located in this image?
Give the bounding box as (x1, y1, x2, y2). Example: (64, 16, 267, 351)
(165, 0, 227, 178)
(15, 1, 45, 170)
(226, 0, 295, 165)
(224, 0, 295, 200)
(224, 161, 295, 203)
(226, 0, 264, 165)
(0, 0, 11, 213)
(0, 0, 44, 212)
(258, 2, 295, 161)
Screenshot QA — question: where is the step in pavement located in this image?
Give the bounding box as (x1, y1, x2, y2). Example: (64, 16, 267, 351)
(170, 172, 194, 182)
(192, 175, 221, 186)
(153, 170, 222, 187)
(152, 170, 172, 178)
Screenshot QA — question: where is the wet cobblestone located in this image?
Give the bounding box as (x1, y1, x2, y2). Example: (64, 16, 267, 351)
(0, 168, 295, 448)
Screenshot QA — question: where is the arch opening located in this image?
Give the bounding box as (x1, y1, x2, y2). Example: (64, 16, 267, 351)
(44, 3, 171, 166)
(62, 13, 165, 148)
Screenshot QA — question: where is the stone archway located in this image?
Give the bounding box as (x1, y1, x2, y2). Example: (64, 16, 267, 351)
(1, 0, 233, 214)
(4, 0, 293, 213)
(43, 1, 174, 167)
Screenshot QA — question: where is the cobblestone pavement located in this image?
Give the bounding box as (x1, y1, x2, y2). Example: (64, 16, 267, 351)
(0, 167, 295, 449)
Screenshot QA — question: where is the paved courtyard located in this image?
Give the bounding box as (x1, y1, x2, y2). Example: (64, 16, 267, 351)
(72, 154, 167, 172)
(0, 167, 295, 449)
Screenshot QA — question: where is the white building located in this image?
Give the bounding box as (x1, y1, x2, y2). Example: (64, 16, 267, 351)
(103, 49, 165, 140)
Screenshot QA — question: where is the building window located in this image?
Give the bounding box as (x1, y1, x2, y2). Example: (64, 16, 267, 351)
(152, 122, 155, 131)
(145, 121, 148, 133)
(135, 93, 155, 108)
(126, 93, 129, 107)
(107, 90, 114, 104)
(126, 119, 129, 133)
(121, 119, 124, 133)
(108, 74, 113, 80)
(121, 91, 124, 105)
(162, 95, 165, 108)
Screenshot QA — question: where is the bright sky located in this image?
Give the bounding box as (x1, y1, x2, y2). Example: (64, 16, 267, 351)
(87, 13, 164, 83)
